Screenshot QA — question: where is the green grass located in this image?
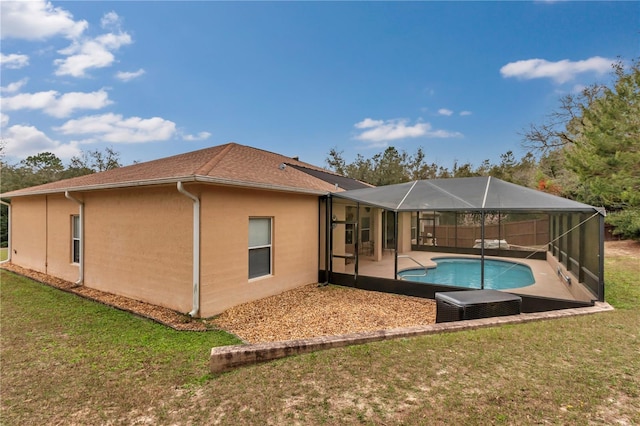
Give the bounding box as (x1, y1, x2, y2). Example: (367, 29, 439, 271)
(0, 271, 241, 424)
(1, 249, 639, 425)
(0, 247, 7, 262)
(604, 255, 640, 309)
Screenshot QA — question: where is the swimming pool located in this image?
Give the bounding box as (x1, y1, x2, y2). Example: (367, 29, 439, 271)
(397, 257, 535, 290)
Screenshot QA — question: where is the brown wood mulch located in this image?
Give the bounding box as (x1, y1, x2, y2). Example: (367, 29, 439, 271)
(209, 284, 436, 343)
(0, 263, 436, 342)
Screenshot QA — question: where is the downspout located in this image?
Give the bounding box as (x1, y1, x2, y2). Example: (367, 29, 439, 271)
(321, 196, 330, 286)
(0, 200, 11, 264)
(177, 182, 201, 317)
(64, 191, 84, 285)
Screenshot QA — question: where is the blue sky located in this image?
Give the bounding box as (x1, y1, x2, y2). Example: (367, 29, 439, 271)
(1, 1, 638, 171)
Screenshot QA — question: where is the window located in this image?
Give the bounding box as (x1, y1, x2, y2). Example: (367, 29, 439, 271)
(249, 218, 272, 279)
(345, 207, 356, 245)
(345, 224, 354, 245)
(71, 215, 80, 264)
(411, 212, 418, 241)
(361, 216, 370, 243)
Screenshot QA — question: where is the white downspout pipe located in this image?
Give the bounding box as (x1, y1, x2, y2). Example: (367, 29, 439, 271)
(64, 191, 84, 285)
(0, 200, 11, 264)
(177, 182, 200, 317)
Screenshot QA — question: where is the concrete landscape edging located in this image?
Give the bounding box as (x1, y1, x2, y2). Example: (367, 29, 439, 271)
(210, 302, 614, 373)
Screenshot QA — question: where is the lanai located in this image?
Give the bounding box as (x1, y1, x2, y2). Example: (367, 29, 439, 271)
(322, 176, 605, 312)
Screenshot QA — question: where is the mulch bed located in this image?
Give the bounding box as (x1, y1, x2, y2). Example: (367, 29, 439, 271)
(1, 263, 207, 331)
(0, 263, 436, 342)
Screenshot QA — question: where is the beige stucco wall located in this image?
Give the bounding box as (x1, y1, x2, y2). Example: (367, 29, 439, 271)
(8, 184, 322, 318)
(10, 197, 47, 273)
(10, 195, 81, 282)
(46, 194, 84, 282)
(199, 186, 320, 316)
(398, 211, 412, 254)
(82, 186, 193, 314)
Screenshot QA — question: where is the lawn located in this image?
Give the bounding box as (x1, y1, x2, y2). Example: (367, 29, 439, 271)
(0, 247, 7, 262)
(1, 243, 639, 425)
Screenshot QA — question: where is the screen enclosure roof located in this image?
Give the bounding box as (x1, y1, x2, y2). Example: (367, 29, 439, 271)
(331, 176, 604, 214)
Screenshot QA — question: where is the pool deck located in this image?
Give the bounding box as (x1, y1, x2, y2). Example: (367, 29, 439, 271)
(342, 250, 577, 301)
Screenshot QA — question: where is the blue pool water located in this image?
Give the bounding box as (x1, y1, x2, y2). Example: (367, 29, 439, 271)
(397, 257, 535, 290)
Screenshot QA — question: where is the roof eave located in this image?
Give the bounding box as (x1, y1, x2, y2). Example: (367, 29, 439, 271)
(1, 174, 331, 199)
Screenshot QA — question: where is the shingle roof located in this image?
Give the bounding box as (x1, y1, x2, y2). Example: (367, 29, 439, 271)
(1, 143, 371, 198)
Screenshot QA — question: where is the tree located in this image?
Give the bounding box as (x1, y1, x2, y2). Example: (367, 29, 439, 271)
(565, 59, 640, 239)
(63, 147, 122, 179)
(488, 151, 538, 188)
(326, 147, 347, 176)
(20, 152, 65, 186)
(327, 146, 423, 186)
(371, 147, 409, 185)
(520, 57, 640, 239)
(0, 147, 123, 193)
(521, 85, 605, 152)
(326, 146, 540, 187)
(0, 147, 123, 247)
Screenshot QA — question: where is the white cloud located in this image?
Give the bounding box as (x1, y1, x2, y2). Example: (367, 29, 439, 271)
(182, 132, 211, 142)
(354, 118, 385, 129)
(56, 113, 177, 143)
(0, 53, 29, 69)
(0, 78, 28, 94)
(354, 118, 462, 144)
(182, 131, 212, 141)
(460, 111, 472, 116)
(115, 68, 146, 82)
(2, 124, 81, 159)
(500, 56, 614, 84)
(438, 108, 453, 116)
(0, 0, 87, 40)
(1, 113, 9, 127)
(101, 11, 121, 30)
(1, 89, 112, 118)
(55, 32, 132, 77)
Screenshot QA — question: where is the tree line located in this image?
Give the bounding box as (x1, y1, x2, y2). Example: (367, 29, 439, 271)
(326, 59, 639, 240)
(0, 147, 122, 246)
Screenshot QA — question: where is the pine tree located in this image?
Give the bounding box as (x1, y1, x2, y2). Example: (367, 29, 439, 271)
(566, 59, 640, 239)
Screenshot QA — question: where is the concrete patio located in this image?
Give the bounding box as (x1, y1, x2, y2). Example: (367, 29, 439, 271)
(342, 250, 586, 301)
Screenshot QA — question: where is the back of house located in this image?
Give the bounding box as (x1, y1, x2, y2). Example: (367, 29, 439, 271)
(0, 143, 370, 317)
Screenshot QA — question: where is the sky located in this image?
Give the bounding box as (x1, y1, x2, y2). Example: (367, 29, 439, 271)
(1, 1, 638, 171)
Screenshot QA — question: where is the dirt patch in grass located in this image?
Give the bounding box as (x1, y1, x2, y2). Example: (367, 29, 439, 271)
(606, 239, 640, 257)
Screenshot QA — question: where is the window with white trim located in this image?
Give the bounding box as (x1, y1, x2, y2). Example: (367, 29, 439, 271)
(249, 217, 272, 279)
(71, 215, 80, 264)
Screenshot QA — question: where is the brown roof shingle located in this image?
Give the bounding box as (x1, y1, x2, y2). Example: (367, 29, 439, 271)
(1, 143, 369, 198)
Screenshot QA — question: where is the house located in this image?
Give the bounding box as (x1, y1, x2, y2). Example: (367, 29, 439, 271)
(1, 143, 605, 318)
(0, 143, 370, 317)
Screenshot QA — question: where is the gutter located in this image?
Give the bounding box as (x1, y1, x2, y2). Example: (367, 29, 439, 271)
(2, 175, 330, 199)
(64, 191, 84, 285)
(0, 200, 10, 264)
(177, 182, 201, 317)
